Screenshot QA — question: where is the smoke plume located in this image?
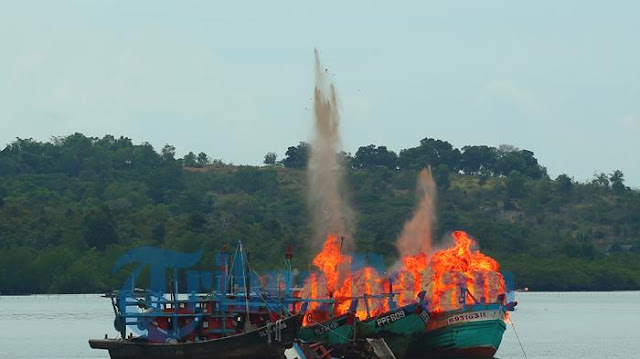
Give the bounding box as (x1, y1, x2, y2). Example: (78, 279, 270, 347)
(396, 168, 438, 257)
(307, 49, 355, 251)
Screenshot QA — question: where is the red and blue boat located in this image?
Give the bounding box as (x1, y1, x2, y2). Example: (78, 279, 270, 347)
(89, 242, 303, 359)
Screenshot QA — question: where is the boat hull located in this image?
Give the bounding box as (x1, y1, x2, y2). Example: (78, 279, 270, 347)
(89, 313, 301, 359)
(356, 303, 429, 359)
(298, 313, 355, 346)
(406, 305, 506, 359)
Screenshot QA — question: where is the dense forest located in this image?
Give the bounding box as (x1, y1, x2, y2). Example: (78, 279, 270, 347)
(0, 133, 639, 294)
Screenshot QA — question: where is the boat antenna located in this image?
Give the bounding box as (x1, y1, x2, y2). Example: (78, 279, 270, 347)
(363, 250, 371, 318)
(228, 243, 240, 293)
(220, 244, 228, 294)
(284, 244, 293, 298)
(219, 244, 228, 337)
(245, 251, 252, 300)
(169, 267, 179, 339)
(239, 241, 251, 328)
(388, 276, 394, 303)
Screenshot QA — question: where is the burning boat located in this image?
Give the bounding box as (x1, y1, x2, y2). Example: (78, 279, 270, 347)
(406, 296, 513, 358)
(298, 299, 358, 347)
(89, 242, 302, 359)
(298, 234, 431, 358)
(404, 231, 516, 358)
(89, 229, 512, 359)
(355, 292, 430, 359)
(297, 235, 358, 347)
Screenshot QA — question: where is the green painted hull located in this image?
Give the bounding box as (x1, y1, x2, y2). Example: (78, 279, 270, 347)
(356, 303, 429, 359)
(298, 313, 355, 346)
(406, 304, 506, 358)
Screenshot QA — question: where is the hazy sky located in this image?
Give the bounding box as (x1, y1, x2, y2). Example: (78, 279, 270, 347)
(1, 1, 638, 187)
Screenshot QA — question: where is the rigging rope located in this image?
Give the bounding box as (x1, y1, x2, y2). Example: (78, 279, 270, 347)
(509, 316, 528, 358)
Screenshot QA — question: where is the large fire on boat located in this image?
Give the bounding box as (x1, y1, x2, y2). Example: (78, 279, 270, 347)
(301, 230, 506, 320)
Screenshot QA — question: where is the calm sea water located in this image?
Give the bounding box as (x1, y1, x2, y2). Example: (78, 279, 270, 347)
(0, 291, 638, 359)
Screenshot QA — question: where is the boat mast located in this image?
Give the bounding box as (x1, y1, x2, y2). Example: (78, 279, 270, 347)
(169, 267, 179, 339)
(284, 244, 293, 313)
(219, 245, 228, 338)
(239, 241, 251, 327)
(387, 277, 393, 310)
(363, 250, 371, 318)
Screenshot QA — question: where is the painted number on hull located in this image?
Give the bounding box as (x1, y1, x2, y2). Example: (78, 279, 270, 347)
(447, 312, 486, 325)
(258, 321, 288, 338)
(446, 310, 501, 325)
(375, 310, 406, 327)
(314, 321, 339, 335)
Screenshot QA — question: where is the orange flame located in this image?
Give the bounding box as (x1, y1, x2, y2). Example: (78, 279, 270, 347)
(428, 231, 505, 312)
(402, 252, 428, 294)
(302, 230, 504, 324)
(396, 272, 406, 306)
(303, 233, 390, 322)
(309, 272, 319, 310)
(311, 234, 350, 295)
(336, 265, 387, 319)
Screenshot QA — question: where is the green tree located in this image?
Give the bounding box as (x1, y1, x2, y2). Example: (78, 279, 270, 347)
(146, 163, 185, 203)
(1, 132, 640, 293)
(352, 145, 398, 170)
(161, 144, 176, 161)
(460, 145, 498, 175)
(397, 137, 461, 170)
(592, 173, 610, 189)
(183, 152, 197, 167)
(152, 222, 167, 242)
(610, 170, 626, 193)
(263, 152, 277, 165)
(84, 207, 119, 251)
(555, 174, 573, 195)
(478, 168, 491, 186)
(59, 133, 93, 176)
(132, 142, 160, 169)
(433, 164, 451, 190)
(282, 142, 310, 169)
(506, 170, 526, 198)
(196, 152, 210, 167)
(495, 147, 546, 179)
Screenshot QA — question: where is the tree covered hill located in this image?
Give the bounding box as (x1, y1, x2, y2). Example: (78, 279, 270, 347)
(0, 133, 639, 294)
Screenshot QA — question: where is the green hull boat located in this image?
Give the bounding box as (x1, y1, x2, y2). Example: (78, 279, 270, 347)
(299, 312, 356, 346)
(356, 302, 429, 359)
(406, 303, 507, 358)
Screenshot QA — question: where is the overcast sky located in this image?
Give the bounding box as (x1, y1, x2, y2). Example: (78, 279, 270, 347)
(1, 1, 638, 187)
